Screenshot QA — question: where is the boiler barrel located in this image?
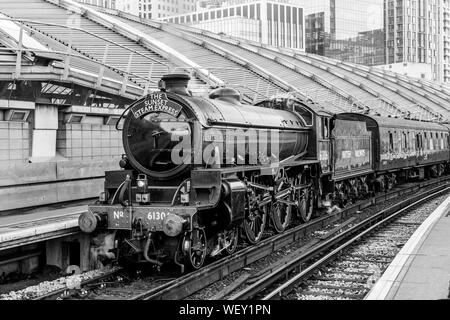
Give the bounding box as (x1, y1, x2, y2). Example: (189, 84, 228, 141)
(122, 92, 310, 179)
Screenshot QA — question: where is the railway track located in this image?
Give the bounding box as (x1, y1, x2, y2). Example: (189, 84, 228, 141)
(26, 177, 449, 300)
(227, 186, 450, 300)
(132, 178, 449, 300)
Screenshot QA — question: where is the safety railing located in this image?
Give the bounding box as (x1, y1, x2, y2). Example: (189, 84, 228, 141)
(0, 16, 232, 94)
(0, 17, 168, 91)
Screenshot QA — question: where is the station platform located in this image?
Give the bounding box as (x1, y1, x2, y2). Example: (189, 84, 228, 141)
(0, 205, 86, 251)
(366, 194, 450, 300)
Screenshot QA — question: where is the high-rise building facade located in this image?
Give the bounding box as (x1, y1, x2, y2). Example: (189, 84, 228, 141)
(444, 0, 450, 82)
(384, 0, 449, 83)
(161, 0, 305, 50)
(295, 0, 386, 66)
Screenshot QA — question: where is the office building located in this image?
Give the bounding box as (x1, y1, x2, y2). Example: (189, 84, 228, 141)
(74, 0, 117, 9)
(75, 0, 196, 19)
(137, 0, 197, 19)
(162, 0, 305, 50)
(116, 0, 139, 15)
(385, 0, 449, 83)
(296, 0, 386, 66)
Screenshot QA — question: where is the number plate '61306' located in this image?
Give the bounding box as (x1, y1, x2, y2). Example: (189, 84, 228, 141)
(147, 211, 167, 220)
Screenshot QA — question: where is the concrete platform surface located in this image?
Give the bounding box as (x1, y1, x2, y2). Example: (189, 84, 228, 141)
(0, 205, 86, 250)
(366, 195, 450, 300)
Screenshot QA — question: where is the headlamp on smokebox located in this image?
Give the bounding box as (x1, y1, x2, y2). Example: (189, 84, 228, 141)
(180, 181, 191, 204)
(99, 191, 107, 203)
(136, 174, 150, 204)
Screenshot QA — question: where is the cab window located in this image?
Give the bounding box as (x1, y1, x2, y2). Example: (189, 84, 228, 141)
(322, 118, 329, 139)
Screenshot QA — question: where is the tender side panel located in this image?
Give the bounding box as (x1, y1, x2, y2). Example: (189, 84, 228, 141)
(332, 119, 372, 179)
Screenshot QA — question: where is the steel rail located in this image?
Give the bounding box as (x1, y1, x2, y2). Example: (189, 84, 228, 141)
(229, 185, 450, 300)
(131, 176, 449, 300)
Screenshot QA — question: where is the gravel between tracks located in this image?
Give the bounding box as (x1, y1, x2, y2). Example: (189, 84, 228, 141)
(292, 193, 448, 300)
(188, 187, 448, 300)
(0, 266, 119, 300)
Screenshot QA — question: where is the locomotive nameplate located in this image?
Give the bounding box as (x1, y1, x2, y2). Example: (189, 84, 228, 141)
(131, 93, 182, 118)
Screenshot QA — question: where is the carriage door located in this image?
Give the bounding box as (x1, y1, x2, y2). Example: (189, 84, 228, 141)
(318, 116, 331, 173)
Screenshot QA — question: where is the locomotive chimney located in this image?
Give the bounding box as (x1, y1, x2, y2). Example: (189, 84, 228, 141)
(159, 74, 191, 96)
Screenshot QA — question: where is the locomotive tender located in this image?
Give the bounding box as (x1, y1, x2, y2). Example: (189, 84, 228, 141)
(78, 74, 450, 271)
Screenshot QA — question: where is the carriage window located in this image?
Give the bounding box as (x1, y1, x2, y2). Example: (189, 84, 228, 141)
(436, 132, 440, 150)
(389, 132, 394, 153)
(416, 133, 423, 151)
(395, 131, 399, 152)
(403, 132, 408, 152)
(429, 132, 432, 149)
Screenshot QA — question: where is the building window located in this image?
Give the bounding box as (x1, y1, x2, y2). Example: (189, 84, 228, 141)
(243, 5, 248, 18)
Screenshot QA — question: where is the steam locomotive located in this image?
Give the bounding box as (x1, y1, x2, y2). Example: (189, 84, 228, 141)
(78, 74, 450, 271)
